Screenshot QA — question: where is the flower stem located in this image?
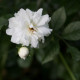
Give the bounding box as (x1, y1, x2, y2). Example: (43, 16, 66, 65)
(59, 53, 76, 80)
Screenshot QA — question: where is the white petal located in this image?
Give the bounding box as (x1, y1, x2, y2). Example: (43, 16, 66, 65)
(11, 31, 22, 44)
(8, 17, 19, 28)
(14, 8, 30, 24)
(36, 8, 43, 15)
(32, 8, 43, 24)
(37, 14, 51, 26)
(37, 26, 52, 36)
(21, 35, 30, 46)
(6, 28, 14, 35)
(26, 9, 34, 20)
(31, 35, 38, 48)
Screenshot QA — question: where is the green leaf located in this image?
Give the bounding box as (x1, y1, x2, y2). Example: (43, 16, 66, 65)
(42, 42, 60, 64)
(63, 22, 80, 40)
(36, 41, 60, 64)
(0, 17, 8, 30)
(17, 48, 34, 68)
(36, 49, 45, 63)
(67, 46, 80, 61)
(51, 7, 66, 30)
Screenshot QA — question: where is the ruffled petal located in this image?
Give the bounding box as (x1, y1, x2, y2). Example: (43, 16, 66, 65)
(21, 35, 30, 46)
(6, 28, 14, 35)
(31, 35, 38, 48)
(32, 8, 43, 24)
(37, 26, 52, 36)
(14, 8, 30, 25)
(26, 9, 34, 20)
(37, 14, 51, 26)
(11, 33, 21, 44)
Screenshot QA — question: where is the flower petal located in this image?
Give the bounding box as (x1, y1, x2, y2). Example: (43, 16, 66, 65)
(31, 35, 38, 48)
(37, 26, 52, 36)
(37, 14, 51, 26)
(26, 9, 34, 20)
(32, 8, 43, 24)
(21, 35, 30, 46)
(6, 28, 14, 35)
(14, 8, 30, 24)
(11, 33, 21, 44)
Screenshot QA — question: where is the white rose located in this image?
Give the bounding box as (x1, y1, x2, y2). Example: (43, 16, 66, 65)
(6, 8, 52, 48)
(18, 47, 29, 60)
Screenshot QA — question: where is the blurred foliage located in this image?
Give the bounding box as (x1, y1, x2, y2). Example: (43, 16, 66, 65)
(0, 0, 80, 80)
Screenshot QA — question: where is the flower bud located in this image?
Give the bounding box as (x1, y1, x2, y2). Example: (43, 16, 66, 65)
(18, 47, 29, 60)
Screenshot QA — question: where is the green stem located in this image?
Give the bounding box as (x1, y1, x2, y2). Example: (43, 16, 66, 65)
(59, 53, 76, 80)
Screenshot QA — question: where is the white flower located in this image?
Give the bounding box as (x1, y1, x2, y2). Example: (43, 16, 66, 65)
(18, 47, 29, 60)
(6, 8, 52, 48)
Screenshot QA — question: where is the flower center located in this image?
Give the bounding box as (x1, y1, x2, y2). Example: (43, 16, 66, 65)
(29, 27, 34, 31)
(29, 23, 34, 28)
(28, 24, 36, 33)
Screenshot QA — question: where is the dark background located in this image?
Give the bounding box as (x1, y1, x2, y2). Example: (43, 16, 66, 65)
(0, 0, 80, 80)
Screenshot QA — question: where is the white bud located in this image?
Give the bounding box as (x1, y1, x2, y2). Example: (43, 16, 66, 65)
(18, 47, 29, 60)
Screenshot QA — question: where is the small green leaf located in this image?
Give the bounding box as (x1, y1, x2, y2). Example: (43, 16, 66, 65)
(42, 42, 60, 64)
(36, 49, 45, 63)
(63, 22, 80, 40)
(67, 46, 80, 61)
(51, 7, 66, 30)
(36, 41, 60, 64)
(0, 17, 8, 30)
